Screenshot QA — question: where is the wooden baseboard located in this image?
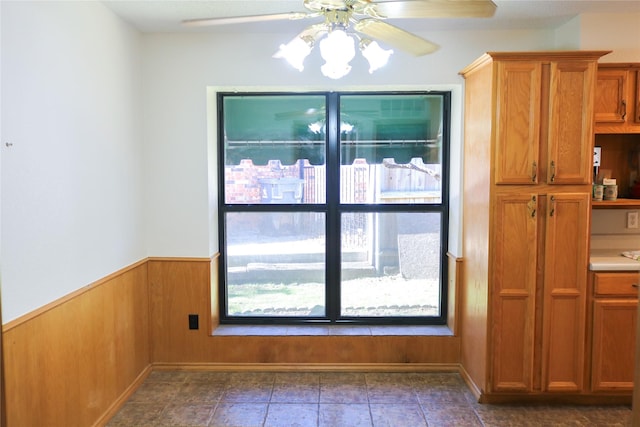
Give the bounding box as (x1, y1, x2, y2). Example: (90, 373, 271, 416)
(152, 362, 463, 373)
(458, 363, 483, 402)
(93, 365, 152, 427)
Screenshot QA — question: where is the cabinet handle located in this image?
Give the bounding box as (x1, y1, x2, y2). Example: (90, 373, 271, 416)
(528, 195, 537, 218)
(531, 162, 537, 182)
(633, 284, 639, 288)
(549, 195, 556, 217)
(621, 100, 627, 120)
(549, 161, 556, 182)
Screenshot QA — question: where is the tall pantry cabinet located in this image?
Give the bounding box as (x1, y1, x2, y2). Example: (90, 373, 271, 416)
(459, 51, 609, 401)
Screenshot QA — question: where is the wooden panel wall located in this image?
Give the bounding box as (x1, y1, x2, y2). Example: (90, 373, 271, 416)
(459, 56, 493, 394)
(148, 258, 461, 366)
(2, 255, 461, 425)
(2, 262, 150, 427)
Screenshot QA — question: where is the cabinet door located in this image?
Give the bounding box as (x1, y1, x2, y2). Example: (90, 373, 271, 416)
(594, 69, 629, 123)
(592, 299, 638, 392)
(494, 61, 541, 185)
(548, 61, 596, 185)
(490, 193, 538, 392)
(542, 192, 589, 392)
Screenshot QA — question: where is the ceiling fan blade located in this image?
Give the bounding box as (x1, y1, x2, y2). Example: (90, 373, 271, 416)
(182, 12, 308, 27)
(371, 0, 497, 19)
(354, 19, 439, 56)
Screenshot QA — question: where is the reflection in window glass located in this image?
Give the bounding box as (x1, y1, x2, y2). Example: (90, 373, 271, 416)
(223, 94, 327, 205)
(225, 212, 326, 316)
(340, 94, 443, 204)
(341, 212, 442, 317)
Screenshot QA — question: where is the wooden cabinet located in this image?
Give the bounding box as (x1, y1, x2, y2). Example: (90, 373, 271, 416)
(459, 51, 608, 401)
(494, 60, 596, 185)
(491, 194, 538, 391)
(589, 272, 638, 392)
(491, 192, 589, 393)
(542, 193, 590, 392)
(595, 63, 640, 134)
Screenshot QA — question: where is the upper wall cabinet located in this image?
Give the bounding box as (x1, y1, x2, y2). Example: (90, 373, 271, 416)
(493, 56, 598, 185)
(595, 63, 640, 134)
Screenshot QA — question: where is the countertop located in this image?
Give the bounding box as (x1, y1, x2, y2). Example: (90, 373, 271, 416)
(590, 249, 640, 271)
(590, 234, 640, 271)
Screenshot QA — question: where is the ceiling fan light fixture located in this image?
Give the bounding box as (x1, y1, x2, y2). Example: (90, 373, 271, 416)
(273, 35, 315, 72)
(319, 29, 355, 79)
(360, 39, 393, 74)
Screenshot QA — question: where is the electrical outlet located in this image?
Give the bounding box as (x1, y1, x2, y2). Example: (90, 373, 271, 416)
(594, 146, 601, 167)
(188, 314, 199, 330)
(627, 211, 639, 229)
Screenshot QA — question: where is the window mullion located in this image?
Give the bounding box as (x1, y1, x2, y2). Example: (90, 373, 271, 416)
(325, 92, 341, 322)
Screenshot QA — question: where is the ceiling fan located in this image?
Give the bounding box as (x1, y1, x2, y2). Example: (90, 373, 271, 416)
(183, 0, 497, 79)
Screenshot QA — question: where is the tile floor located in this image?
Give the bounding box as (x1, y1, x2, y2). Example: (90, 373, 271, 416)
(106, 370, 632, 426)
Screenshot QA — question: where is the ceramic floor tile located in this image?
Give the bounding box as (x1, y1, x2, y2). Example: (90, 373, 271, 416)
(565, 405, 632, 426)
(319, 383, 369, 403)
(106, 371, 632, 426)
(320, 372, 367, 385)
(271, 383, 320, 403)
(264, 403, 319, 427)
(369, 403, 428, 427)
(106, 402, 164, 426)
(417, 388, 472, 407)
(271, 372, 320, 403)
(319, 403, 373, 427)
(156, 403, 214, 427)
(128, 381, 180, 403)
(209, 402, 268, 427)
(367, 384, 418, 404)
(319, 372, 368, 403)
(365, 372, 414, 386)
(145, 370, 192, 383)
(229, 372, 277, 384)
(423, 407, 483, 427)
(186, 371, 231, 384)
(175, 381, 226, 404)
(221, 384, 274, 403)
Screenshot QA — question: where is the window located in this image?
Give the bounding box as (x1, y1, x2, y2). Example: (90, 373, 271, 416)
(218, 91, 449, 325)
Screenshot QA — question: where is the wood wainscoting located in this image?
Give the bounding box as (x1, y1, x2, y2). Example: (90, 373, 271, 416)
(148, 256, 461, 366)
(3, 255, 462, 426)
(2, 261, 151, 427)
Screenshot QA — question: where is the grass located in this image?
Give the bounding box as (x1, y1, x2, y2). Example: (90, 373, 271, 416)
(227, 275, 440, 317)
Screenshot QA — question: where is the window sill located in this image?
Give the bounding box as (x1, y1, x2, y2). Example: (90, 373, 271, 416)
(212, 324, 453, 337)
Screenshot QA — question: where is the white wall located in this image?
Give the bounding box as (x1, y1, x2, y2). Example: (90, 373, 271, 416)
(579, 13, 640, 63)
(2, 1, 639, 324)
(141, 28, 555, 259)
(1, 2, 144, 322)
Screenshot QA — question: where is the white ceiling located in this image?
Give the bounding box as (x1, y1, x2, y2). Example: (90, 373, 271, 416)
(101, 0, 640, 34)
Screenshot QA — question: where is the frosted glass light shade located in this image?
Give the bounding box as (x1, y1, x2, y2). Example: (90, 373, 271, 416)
(319, 30, 355, 79)
(360, 40, 393, 74)
(273, 37, 313, 71)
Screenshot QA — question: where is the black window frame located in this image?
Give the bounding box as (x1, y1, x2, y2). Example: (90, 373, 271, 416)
(217, 90, 451, 325)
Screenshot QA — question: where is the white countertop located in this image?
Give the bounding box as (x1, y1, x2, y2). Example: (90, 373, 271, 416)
(590, 249, 640, 271)
(590, 235, 640, 271)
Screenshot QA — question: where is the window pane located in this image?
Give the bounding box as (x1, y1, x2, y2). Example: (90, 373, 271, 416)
(340, 94, 443, 204)
(225, 160, 326, 205)
(225, 212, 326, 317)
(223, 94, 327, 204)
(341, 212, 441, 317)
